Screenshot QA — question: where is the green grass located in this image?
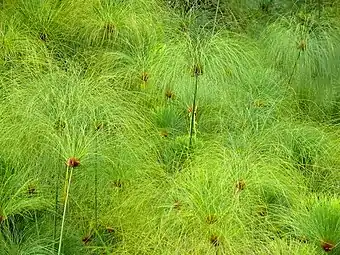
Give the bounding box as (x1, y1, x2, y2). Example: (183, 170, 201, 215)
(0, 0, 340, 254)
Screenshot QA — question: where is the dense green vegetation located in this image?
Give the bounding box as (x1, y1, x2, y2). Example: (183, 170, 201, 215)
(1, 0, 340, 254)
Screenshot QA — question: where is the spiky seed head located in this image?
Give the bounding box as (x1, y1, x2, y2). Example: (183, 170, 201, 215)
(0, 215, 5, 223)
(253, 99, 266, 108)
(54, 119, 66, 131)
(192, 63, 203, 76)
(66, 157, 80, 168)
(104, 22, 115, 33)
(106, 227, 115, 233)
(82, 235, 92, 245)
(160, 130, 169, 138)
(165, 90, 175, 99)
(235, 179, 246, 192)
(298, 40, 307, 51)
(95, 121, 107, 131)
(225, 68, 233, 76)
(173, 200, 181, 210)
(297, 235, 308, 243)
(321, 240, 335, 252)
(113, 179, 123, 188)
(141, 72, 149, 82)
(39, 32, 48, 42)
(210, 234, 220, 247)
(206, 214, 218, 224)
(179, 22, 188, 32)
(257, 206, 267, 216)
(28, 184, 36, 195)
(188, 105, 197, 114)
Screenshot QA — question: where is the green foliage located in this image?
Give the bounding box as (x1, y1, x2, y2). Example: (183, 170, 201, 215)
(0, 0, 339, 254)
(293, 196, 340, 254)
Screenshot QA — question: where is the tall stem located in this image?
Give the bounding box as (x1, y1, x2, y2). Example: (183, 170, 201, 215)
(189, 73, 199, 147)
(287, 50, 301, 86)
(95, 135, 98, 230)
(53, 165, 60, 248)
(317, 0, 321, 20)
(58, 166, 73, 255)
(212, 0, 220, 35)
(53, 134, 63, 249)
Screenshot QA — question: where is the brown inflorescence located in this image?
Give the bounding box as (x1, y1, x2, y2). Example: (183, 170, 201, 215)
(104, 22, 115, 33)
(113, 179, 123, 188)
(206, 214, 218, 224)
(253, 99, 266, 108)
(210, 234, 220, 247)
(192, 63, 203, 76)
(298, 40, 307, 51)
(106, 226, 115, 233)
(235, 179, 246, 192)
(160, 130, 169, 138)
(82, 235, 92, 245)
(257, 206, 267, 217)
(188, 105, 197, 115)
(66, 157, 80, 168)
(54, 119, 66, 131)
(165, 90, 175, 100)
(321, 240, 335, 252)
(39, 32, 48, 42)
(173, 200, 181, 210)
(141, 72, 149, 82)
(28, 184, 36, 195)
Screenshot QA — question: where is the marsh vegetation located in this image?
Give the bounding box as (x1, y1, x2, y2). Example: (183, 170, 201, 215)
(0, 0, 340, 254)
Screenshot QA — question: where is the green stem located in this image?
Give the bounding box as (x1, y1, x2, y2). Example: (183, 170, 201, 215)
(53, 162, 61, 248)
(189, 73, 199, 147)
(34, 211, 40, 238)
(287, 50, 301, 86)
(95, 140, 98, 230)
(212, 0, 220, 35)
(58, 166, 73, 255)
(94, 110, 99, 230)
(318, 0, 321, 20)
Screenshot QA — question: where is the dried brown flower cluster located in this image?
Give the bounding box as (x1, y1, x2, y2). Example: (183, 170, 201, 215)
(298, 40, 307, 51)
(235, 179, 246, 192)
(66, 157, 80, 168)
(321, 240, 335, 252)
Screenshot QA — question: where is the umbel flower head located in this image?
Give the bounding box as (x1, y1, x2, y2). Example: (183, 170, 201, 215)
(165, 89, 175, 100)
(321, 240, 335, 252)
(210, 234, 220, 247)
(141, 72, 149, 82)
(298, 40, 307, 51)
(192, 63, 203, 77)
(235, 179, 246, 192)
(0, 215, 6, 223)
(66, 157, 80, 168)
